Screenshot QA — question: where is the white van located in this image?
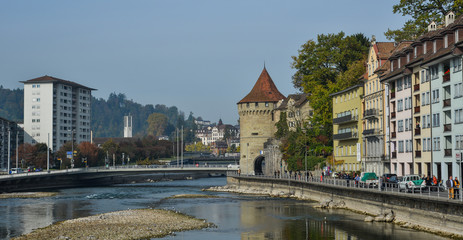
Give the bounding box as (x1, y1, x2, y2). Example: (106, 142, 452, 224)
(11, 168, 24, 174)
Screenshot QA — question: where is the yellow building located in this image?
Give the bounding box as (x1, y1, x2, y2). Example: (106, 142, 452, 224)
(331, 84, 363, 172)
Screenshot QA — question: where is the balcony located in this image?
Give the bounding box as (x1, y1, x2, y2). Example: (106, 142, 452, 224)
(415, 150, 422, 158)
(414, 128, 421, 136)
(414, 84, 420, 92)
(390, 92, 396, 99)
(364, 109, 378, 118)
(363, 128, 380, 136)
(443, 73, 450, 83)
(414, 106, 420, 114)
(443, 99, 451, 107)
(444, 123, 452, 132)
(445, 149, 452, 157)
(333, 131, 358, 140)
(333, 114, 358, 125)
(391, 132, 397, 139)
(392, 151, 397, 159)
(391, 111, 396, 119)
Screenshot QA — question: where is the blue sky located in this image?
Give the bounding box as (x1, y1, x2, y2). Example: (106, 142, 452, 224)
(0, 1, 408, 125)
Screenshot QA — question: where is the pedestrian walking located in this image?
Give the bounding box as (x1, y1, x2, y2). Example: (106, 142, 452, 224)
(454, 177, 460, 200)
(446, 176, 455, 199)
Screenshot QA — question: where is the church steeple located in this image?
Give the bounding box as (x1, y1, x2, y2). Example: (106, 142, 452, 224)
(238, 67, 285, 104)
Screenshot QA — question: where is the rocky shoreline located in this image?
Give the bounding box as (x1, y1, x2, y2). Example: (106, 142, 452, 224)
(206, 185, 461, 239)
(13, 209, 214, 240)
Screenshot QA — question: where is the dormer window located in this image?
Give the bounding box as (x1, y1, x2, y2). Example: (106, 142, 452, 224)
(446, 11, 455, 27)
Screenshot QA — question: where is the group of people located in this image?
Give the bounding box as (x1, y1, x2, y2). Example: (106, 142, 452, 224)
(446, 176, 461, 199)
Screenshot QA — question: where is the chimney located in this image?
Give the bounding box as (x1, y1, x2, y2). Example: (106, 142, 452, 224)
(428, 21, 437, 32)
(445, 11, 455, 27)
(371, 35, 376, 45)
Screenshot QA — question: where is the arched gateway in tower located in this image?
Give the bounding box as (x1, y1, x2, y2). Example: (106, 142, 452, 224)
(237, 67, 286, 175)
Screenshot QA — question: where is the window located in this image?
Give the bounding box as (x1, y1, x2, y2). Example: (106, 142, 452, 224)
(422, 115, 431, 128)
(255, 102, 258, 107)
(398, 120, 404, 132)
(433, 40, 437, 53)
(455, 83, 463, 98)
(265, 102, 269, 107)
(433, 137, 440, 151)
(456, 29, 460, 43)
(456, 109, 463, 123)
(456, 135, 463, 150)
(432, 113, 440, 127)
(397, 79, 403, 91)
(432, 89, 440, 103)
(430, 65, 439, 80)
(454, 58, 462, 72)
(398, 140, 404, 153)
(424, 42, 427, 54)
(397, 99, 403, 112)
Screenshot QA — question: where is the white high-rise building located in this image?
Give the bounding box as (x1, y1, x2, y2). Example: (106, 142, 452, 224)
(124, 115, 132, 138)
(21, 76, 95, 151)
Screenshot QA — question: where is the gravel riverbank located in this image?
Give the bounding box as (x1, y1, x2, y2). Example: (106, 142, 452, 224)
(13, 209, 214, 240)
(0, 192, 58, 199)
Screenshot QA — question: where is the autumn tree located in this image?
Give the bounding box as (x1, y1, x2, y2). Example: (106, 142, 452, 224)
(79, 142, 102, 166)
(147, 113, 168, 137)
(385, 0, 463, 42)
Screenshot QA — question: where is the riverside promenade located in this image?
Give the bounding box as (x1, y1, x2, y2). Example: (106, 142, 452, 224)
(226, 174, 463, 238)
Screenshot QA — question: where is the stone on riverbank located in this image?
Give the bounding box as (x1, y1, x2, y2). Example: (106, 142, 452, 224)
(0, 192, 57, 199)
(13, 209, 213, 240)
(167, 194, 221, 199)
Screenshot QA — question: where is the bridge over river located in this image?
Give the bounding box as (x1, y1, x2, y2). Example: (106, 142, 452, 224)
(0, 164, 239, 193)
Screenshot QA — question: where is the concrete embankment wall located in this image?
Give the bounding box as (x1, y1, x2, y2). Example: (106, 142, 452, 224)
(227, 176, 463, 238)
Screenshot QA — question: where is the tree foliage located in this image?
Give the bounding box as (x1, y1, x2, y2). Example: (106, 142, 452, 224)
(385, 0, 463, 42)
(0, 86, 23, 121)
(13, 143, 50, 169)
(147, 113, 168, 137)
(291, 32, 369, 139)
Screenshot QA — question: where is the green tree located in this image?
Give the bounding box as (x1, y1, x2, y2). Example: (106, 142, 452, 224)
(291, 32, 368, 139)
(147, 113, 168, 137)
(385, 0, 463, 42)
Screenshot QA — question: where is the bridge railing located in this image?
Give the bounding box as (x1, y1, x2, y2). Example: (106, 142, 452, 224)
(0, 164, 240, 179)
(228, 173, 463, 202)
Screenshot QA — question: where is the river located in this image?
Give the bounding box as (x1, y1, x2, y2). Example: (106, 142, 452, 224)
(0, 177, 448, 239)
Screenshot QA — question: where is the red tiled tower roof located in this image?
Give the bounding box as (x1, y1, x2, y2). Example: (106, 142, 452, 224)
(238, 67, 286, 104)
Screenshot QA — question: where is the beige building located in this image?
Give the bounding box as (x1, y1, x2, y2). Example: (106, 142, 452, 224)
(274, 93, 312, 131)
(238, 67, 286, 175)
(331, 84, 363, 172)
(363, 38, 395, 176)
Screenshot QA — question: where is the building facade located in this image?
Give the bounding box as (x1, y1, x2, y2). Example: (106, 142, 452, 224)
(362, 38, 395, 176)
(331, 84, 363, 172)
(0, 118, 23, 170)
(380, 11, 463, 179)
(21, 76, 95, 151)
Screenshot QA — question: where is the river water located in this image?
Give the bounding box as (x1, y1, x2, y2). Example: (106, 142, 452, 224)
(0, 177, 448, 240)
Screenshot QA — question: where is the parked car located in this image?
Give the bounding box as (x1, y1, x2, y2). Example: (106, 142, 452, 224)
(398, 175, 426, 192)
(10, 168, 24, 174)
(359, 172, 379, 188)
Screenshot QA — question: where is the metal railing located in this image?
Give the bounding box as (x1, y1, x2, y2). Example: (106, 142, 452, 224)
(228, 173, 463, 202)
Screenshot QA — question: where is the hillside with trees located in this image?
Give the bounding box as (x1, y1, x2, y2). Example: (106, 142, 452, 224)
(0, 88, 197, 142)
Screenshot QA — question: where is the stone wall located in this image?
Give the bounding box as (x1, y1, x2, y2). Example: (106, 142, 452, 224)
(227, 176, 463, 238)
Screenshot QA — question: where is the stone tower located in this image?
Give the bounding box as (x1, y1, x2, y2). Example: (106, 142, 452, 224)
(237, 67, 285, 175)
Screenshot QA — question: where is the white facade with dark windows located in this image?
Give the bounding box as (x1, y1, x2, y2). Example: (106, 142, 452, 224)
(21, 76, 95, 151)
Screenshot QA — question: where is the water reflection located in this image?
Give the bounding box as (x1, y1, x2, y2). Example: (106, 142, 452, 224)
(0, 178, 449, 240)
